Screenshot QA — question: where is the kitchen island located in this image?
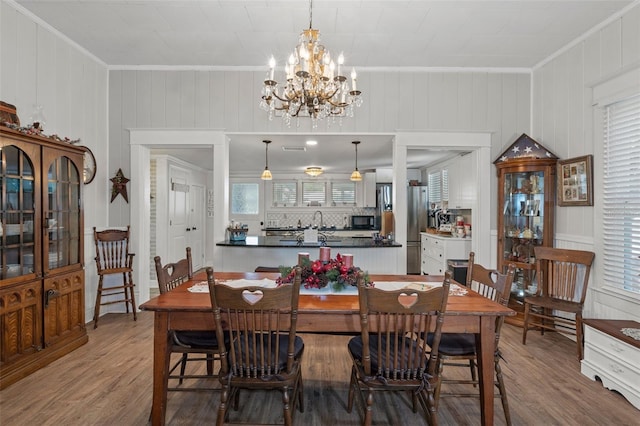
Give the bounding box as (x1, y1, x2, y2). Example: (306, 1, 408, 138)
(217, 235, 402, 274)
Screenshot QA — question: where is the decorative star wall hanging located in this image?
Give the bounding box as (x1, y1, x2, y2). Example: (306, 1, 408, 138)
(110, 168, 129, 203)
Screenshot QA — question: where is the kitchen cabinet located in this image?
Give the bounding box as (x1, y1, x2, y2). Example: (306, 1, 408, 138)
(420, 232, 471, 276)
(494, 135, 557, 326)
(363, 172, 376, 207)
(581, 319, 640, 410)
(447, 152, 475, 209)
(0, 127, 87, 389)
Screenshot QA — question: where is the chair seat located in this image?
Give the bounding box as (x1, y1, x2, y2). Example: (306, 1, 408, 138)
(173, 330, 219, 349)
(348, 335, 428, 373)
(229, 334, 304, 371)
(523, 295, 583, 313)
(427, 332, 476, 356)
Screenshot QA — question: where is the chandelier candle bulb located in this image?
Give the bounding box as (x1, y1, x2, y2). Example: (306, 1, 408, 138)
(268, 56, 275, 80)
(351, 69, 357, 91)
(319, 247, 331, 262)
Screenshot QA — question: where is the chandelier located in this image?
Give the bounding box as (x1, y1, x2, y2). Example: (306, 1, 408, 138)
(304, 166, 323, 177)
(259, 0, 363, 128)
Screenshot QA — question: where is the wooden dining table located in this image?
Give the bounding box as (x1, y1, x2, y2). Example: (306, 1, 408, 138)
(140, 271, 515, 426)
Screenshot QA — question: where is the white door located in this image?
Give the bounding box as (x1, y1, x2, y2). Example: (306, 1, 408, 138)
(189, 184, 205, 270)
(169, 165, 190, 263)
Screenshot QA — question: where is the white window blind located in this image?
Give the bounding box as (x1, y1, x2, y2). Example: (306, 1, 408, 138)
(332, 182, 356, 205)
(428, 171, 442, 203)
(603, 94, 640, 294)
(428, 169, 449, 204)
(302, 181, 326, 205)
(442, 168, 449, 202)
(272, 182, 297, 206)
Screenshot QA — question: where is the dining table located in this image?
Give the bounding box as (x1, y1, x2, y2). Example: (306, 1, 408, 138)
(140, 271, 515, 426)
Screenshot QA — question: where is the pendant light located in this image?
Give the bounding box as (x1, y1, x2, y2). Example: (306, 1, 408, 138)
(261, 140, 273, 180)
(350, 141, 362, 182)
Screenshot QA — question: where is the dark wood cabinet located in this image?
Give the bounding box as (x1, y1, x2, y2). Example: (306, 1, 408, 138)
(494, 134, 557, 326)
(0, 127, 87, 389)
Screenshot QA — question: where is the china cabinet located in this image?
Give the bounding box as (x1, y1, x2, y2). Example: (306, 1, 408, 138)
(494, 134, 557, 326)
(0, 126, 87, 389)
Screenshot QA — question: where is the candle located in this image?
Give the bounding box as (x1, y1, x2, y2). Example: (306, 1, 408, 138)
(319, 247, 331, 262)
(337, 52, 344, 76)
(298, 252, 310, 265)
(343, 254, 353, 268)
(268, 56, 276, 81)
(351, 68, 357, 91)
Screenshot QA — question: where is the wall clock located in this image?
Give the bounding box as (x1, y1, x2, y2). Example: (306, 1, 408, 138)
(80, 146, 96, 184)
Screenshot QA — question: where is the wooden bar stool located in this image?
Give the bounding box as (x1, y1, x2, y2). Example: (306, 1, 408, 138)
(92, 226, 136, 328)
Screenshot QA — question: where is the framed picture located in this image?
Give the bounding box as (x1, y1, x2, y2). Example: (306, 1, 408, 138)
(557, 155, 593, 206)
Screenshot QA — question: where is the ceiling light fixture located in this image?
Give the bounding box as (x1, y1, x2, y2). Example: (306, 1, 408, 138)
(350, 141, 362, 182)
(261, 140, 273, 180)
(259, 0, 362, 128)
(305, 166, 323, 177)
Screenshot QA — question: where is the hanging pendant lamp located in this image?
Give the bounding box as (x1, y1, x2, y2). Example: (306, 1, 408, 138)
(350, 141, 362, 182)
(261, 140, 273, 180)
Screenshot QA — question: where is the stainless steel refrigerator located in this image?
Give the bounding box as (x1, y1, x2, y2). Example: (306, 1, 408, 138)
(407, 186, 428, 274)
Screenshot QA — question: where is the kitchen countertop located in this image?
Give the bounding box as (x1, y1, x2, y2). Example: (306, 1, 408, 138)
(217, 236, 402, 248)
(263, 227, 378, 233)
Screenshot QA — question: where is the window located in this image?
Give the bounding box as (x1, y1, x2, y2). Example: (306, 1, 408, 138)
(231, 183, 259, 215)
(331, 182, 356, 205)
(602, 94, 640, 294)
(272, 182, 297, 206)
(428, 169, 448, 204)
(302, 181, 326, 205)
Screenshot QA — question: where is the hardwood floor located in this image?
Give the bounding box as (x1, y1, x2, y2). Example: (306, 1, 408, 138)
(1, 311, 638, 425)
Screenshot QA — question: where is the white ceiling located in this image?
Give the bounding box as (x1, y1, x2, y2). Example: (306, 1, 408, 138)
(16, 0, 632, 69)
(14, 0, 634, 173)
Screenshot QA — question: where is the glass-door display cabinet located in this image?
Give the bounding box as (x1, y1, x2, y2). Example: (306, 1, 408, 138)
(494, 134, 557, 326)
(0, 126, 87, 389)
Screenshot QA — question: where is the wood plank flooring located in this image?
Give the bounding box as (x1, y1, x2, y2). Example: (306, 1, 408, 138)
(1, 311, 638, 425)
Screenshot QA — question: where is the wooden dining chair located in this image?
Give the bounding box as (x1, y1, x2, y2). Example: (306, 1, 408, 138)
(347, 271, 451, 426)
(523, 246, 595, 361)
(431, 252, 516, 425)
(207, 266, 304, 426)
(92, 226, 136, 328)
(154, 248, 220, 391)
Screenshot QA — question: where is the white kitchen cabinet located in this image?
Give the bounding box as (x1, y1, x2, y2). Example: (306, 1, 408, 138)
(581, 319, 640, 410)
(420, 232, 471, 275)
(447, 152, 476, 209)
(363, 172, 377, 207)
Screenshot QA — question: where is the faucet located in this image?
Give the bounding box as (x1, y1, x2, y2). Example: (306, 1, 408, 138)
(313, 210, 323, 229)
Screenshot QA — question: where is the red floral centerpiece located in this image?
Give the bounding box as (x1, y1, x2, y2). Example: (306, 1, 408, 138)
(277, 253, 372, 292)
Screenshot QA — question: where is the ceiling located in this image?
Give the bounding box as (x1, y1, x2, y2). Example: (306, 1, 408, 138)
(16, 0, 631, 69)
(14, 0, 633, 173)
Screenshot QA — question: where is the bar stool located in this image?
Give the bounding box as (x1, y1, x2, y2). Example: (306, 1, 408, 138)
(92, 226, 136, 328)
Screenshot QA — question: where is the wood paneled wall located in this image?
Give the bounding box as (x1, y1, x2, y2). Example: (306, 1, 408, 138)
(108, 69, 531, 228)
(532, 3, 640, 321)
(0, 1, 110, 322)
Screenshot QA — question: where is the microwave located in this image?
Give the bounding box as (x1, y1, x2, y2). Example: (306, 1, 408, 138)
(351, 215, 376, 230)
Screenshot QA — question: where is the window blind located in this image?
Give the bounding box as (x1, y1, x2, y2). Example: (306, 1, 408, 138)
(428, 171, 442, 203)
(332, 182, 356, 205)
(302, 181, 326, 205)
(272, 182, 297, 206)
(603, 94, 640, 294)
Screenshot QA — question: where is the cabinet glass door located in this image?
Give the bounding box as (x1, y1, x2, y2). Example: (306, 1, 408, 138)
(45, 156, 81, 271)
(502, 170, 545, 292)
(0, 145, 37, 279)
